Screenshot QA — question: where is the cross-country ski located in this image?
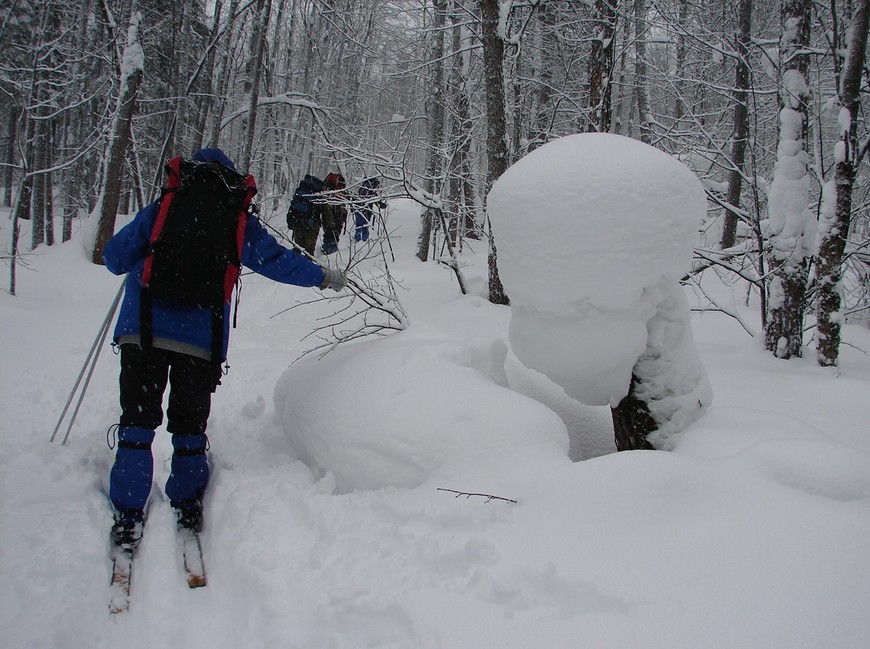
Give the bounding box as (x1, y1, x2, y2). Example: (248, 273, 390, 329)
(179, 528, 207, 589)
(108, 548, 134, 615)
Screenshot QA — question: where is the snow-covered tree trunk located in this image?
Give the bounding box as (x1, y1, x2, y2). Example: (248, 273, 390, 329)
(613, 282, 713, 450)
(448, 5, 479, 243)
(92, 13, 144, 265)
(611, 374, 657, 451)
(763, 0, 813, 359)
(586, 0, 617, 133)
(815, 0, 869, 367)
(416, 0, 447, 263)
(479, 0, 509, 305)
(720, 0, 752, 250)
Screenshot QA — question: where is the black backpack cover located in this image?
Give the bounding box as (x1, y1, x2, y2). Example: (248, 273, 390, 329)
(140, 156, 257, 363)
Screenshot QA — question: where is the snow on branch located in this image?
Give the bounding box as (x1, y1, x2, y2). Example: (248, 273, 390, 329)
(220, 93, 322, 129)
(498, 1, 540, 47)
(120, 14, 144, 77)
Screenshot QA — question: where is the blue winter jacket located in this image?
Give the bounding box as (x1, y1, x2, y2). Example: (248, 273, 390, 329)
(104, 201, 326, 362)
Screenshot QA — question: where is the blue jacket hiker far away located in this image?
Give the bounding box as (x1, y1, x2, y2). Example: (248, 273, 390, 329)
(104, 197, 326, 362)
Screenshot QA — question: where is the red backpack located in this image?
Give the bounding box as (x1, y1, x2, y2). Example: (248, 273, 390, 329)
(140, 156, 257, 362)
(324, 172, 346, 190)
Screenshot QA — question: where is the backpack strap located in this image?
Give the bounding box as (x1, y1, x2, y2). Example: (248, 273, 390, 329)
(212, 174, 257, 368)
(142, 156, 184, 290)
(140, 156, 184, 351)
(221, 175, 257, 303)
(210, 306, 224, 379)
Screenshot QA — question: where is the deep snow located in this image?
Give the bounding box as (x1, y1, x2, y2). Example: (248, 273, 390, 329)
(2, 194, 870, 649)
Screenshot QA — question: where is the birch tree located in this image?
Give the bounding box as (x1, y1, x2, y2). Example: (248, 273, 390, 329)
(446, 2, 479, 243)
(416, 0, 447, 263)
(585, 0, 617, 133)
(815, 0, 869, 367)
(763, 0, 814, 359)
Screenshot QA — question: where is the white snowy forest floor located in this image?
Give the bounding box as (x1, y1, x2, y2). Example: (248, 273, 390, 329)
(2, 199, 870, 649)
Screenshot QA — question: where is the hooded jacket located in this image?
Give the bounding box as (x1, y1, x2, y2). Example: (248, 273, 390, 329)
(104, 149, 326, 362)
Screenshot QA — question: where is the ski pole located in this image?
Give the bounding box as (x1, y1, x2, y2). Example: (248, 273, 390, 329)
(50, 280, 125, 445)
(380, 206, 395, 262)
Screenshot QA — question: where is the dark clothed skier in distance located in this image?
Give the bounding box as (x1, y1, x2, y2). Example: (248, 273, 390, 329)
(353, 177, 386, 242)
(320, 172, 348, 255)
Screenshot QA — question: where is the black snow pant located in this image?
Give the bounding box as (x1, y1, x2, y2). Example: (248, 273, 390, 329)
(109, 344, 216, 517)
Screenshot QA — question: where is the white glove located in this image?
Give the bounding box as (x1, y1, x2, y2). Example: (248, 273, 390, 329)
(319, 266, 347, 292)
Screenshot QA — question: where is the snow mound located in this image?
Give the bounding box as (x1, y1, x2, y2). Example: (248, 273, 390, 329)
(274, 330, 570, 493)
(489, 133, 707, 406)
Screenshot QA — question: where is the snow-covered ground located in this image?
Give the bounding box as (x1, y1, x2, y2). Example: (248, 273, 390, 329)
(2, 196, 870, 649)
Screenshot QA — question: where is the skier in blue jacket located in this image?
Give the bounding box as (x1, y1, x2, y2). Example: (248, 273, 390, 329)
(103, 148, 346, 549)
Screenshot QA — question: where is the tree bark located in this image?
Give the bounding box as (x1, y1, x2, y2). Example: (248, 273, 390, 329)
(586, 0, 617, 133)
(417, 0, 447, 263)
(449, 3, 479, 241)
(479, 0, 509, 305)
(31, 118, 48, 248)
(92, 12, 144, 265)
(3, 107, 16, 208)
(480, 0, 510, 180)
(721, 0, 752, 250)
(24, 119, 44, 250)
(240, 0, 272, 172)
(815, 0, 869, 367)
(611, 375, 657, 451)
(672, 0, 689, 123)
(9, 208, 20, 296)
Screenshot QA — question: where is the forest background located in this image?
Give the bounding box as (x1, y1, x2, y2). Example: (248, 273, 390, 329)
(1, 0, 869, 374)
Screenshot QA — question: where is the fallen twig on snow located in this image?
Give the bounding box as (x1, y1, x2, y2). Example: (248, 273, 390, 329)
(437, 488, 517, 504)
